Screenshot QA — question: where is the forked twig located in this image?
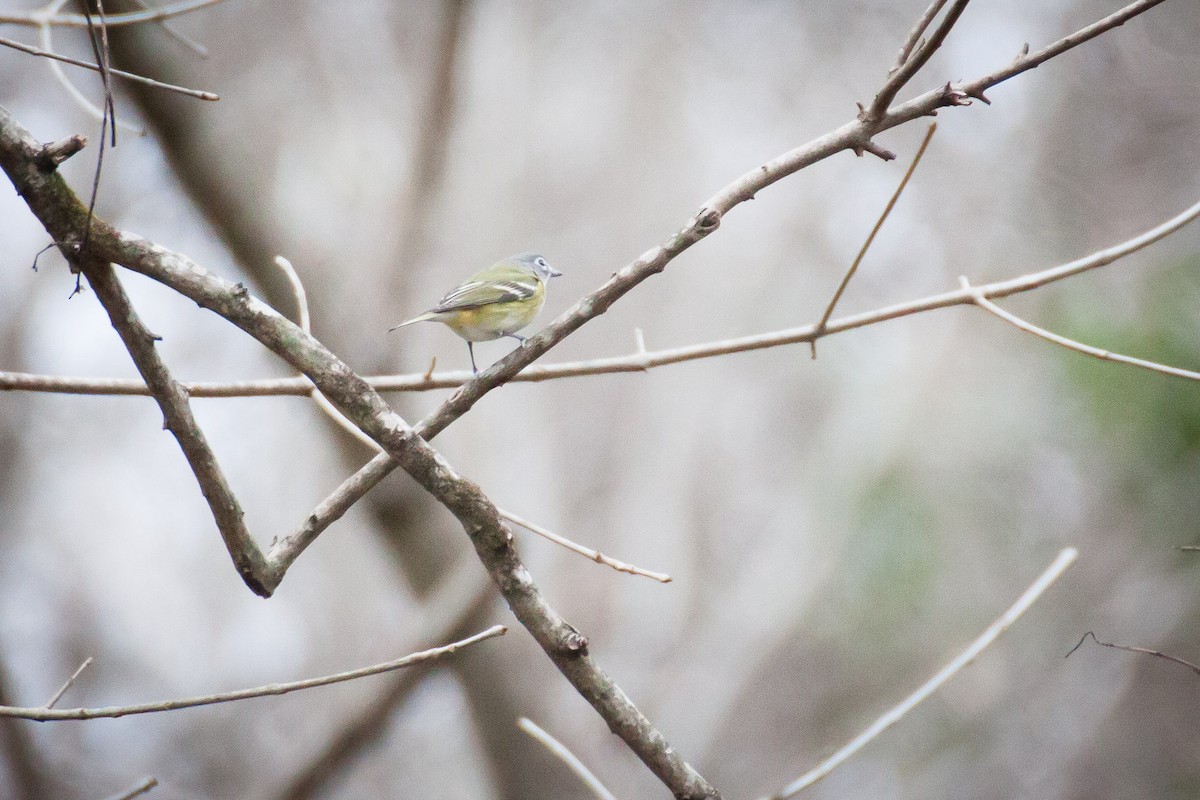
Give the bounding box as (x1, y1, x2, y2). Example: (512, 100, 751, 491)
(1066, 631, 1200, 677)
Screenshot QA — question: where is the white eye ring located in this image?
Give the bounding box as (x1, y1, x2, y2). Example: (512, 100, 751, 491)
(535, 257, 547, 267)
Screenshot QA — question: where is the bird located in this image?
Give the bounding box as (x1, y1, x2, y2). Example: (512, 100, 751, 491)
(389, 252, 563, 374)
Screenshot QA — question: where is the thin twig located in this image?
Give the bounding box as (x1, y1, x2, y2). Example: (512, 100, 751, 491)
(270, 559, 496, 800)
(500, 509, 672, 583)
(0, 0, 225, 27)
(4, 192, 1196, 395)
(44, 656, 93, 709)
(518, 717, 619, 800)
(36, 134, 88, 169)
(104, 777, 158, 800)
(128, 0, 209, 56)
(962, 277, 1200, 382)
(0, 626, 506, 721)
(75, 3, 116, 270)
(891, 0, 950, 73)
(1066, 631, 1200, 677)
(35, 23, 144, 135)
(767, 547, 1078, 800)
(0, 35, 220, 100)
(811, 122, 937, 358)
(273, 256, 379, 450)
(863, 0, 971, 126)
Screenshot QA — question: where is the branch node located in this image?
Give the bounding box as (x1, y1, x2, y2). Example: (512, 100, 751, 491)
(36, 134, 87, 171)
(965, 86, 992, 105)
(560, 628, 589, 657)
(695, 207, 721, 232)
(862, 141, 896, 161)
(943, 82, 972, 107)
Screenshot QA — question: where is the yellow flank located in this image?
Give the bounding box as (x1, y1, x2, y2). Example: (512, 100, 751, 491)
(389, 252, 562, 373)
(440, 282, 545, 342)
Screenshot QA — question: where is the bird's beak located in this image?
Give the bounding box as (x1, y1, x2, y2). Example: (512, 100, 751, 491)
(548, 267, 563, 278)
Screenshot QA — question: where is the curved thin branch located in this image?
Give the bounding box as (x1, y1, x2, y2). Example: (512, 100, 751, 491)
(0, 0, 225, 27)
(767, 548, 1079, 800)
(518, 718, 619, 800)
(962, 278, 1200, 382)
(0, 626, 506, 721)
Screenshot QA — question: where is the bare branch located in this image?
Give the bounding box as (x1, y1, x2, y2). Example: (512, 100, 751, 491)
(3, 187, 1197, 405)
(707, 0, 1167, 213)
(812, 122, 937, 357)
(500, 509, 672, 584)
(0, 626, 506, 721)
(767, 547, 1078, 800)
(0, 34, 220, 100)
(104, 777, 158, 800)
(273, 255, 381, 451)
(81, 258, 271, 593)
(0, 0, 225, 27)
(211, 194, 1200, 547)
(36, 134, 88, 169)
(44, 657, 93, 710)
(1066, 632, 1200, 677)
(271, 559, 496, 800)
(890, 0, 950, 73)
(962, 277, 1200, 383)
(864, 0, 971, 123)
(518, 718, 620, 800)
(0, 2, 1170, 789)
(127, 0, 210, 56)
(36, 23, 144, 136)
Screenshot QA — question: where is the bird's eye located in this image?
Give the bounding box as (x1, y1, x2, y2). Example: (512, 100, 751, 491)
(536, 257, 547, 267)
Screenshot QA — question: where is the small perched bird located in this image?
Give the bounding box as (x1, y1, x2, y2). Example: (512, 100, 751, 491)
(389, 252, 563, 373)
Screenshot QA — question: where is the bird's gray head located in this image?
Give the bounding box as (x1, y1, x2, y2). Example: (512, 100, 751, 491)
(511, 252, 563, 281)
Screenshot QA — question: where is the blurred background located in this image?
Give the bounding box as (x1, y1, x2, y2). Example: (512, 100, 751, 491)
(1, 1, 1198, 798)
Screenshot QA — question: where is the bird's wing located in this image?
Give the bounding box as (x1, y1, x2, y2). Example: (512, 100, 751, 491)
(432, 278, 540, 312)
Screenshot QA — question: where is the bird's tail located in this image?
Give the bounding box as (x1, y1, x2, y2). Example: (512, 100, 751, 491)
(387, 312, 437, 332)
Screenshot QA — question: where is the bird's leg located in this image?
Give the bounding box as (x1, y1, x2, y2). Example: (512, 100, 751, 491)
(504, 334, 529, 346)
(468, 342, 479, 374)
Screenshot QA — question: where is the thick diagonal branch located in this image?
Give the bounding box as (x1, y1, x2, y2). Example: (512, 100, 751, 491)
(0, 106, 719, 800)
(82, 258, 270, 594)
